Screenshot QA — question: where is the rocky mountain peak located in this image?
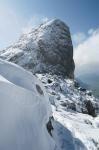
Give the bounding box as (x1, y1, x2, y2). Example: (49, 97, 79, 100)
(0, 19, 75, 78)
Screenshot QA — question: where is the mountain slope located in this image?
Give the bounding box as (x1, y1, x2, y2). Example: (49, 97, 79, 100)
(0, 59, 99, 150)
(37, 73, 99, 150)
(0, 19, 99, 150)
(0, 19, 74, 78)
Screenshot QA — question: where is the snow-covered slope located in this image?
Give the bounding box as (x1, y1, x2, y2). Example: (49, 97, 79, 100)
(37, 73, 99, 150)
(0, 19, 74, 78)
(0, 19, 99, 150)
(37, 74, 99, 116)
(1, 59, 99, 150)
(0, 59, 56, 150)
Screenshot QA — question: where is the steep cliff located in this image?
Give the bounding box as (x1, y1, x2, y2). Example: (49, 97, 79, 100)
(0, 19, 75, 78)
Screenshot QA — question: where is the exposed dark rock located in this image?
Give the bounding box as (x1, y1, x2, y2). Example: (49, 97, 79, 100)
(36, 84, 44, 95)
(0, 19, 75, 79)
(68, 102, 76, 111)
(46, 117, 54, 136)
(61, 101, 76, 111)
(74, 80, 80, 88)
(61, 102, 67, 107)
(85, 100, 96, 117)
(47, 79, 53, 84)
(78, 87, 87, 92)
(86, 91, 92, 96)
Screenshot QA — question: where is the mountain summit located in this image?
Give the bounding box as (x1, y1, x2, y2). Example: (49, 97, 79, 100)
(0, 19, 99, 150)
(0, 19, 75, 78)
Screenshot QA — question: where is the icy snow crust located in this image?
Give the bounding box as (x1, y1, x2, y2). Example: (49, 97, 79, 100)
(0, 59, 56, 150)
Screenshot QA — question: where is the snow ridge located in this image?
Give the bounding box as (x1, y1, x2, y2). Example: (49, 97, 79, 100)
(0, 59, 57, 150)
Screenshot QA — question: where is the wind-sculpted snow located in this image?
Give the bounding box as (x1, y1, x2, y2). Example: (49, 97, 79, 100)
(0, 59, 57, 150)
(0, 60, 99, 150)
(0, 19, 99, 150)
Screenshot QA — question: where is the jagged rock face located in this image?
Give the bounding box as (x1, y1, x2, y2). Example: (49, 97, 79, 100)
(0, 19, 75, 78)
(36, 73, 99, 117)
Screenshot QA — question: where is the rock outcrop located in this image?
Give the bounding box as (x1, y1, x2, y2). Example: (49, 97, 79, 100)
(0, 19, 75, 78)
(0, 19, 99, 150)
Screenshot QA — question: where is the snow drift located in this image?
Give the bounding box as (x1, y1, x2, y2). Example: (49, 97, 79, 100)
(0, 19, 99, 150)
(0, 59, 56, 150)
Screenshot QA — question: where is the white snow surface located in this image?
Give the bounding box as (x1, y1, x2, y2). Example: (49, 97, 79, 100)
(0, 59, 99, 150)
(37, 73, 99, 150)
(0, 59, 56, 150)
(0, 19, 73, 77)
(0, 19, 99, 150)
